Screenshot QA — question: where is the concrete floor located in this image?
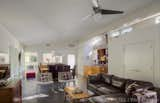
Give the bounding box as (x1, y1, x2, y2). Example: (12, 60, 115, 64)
(22, 79, 67, 103)
(22, 76, 87, 103)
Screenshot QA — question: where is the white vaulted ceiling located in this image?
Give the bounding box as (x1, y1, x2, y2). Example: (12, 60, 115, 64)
(0, 0, 155, 46)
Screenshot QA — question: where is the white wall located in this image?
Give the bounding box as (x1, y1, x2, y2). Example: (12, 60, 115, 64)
(77, 35, 107, 75)
(0, 24, 21, 52)
(106, 0, 160, 87)
(77, 0, 160, 86)
(0, 24, 23, 78)
(108, 19, 160, 86)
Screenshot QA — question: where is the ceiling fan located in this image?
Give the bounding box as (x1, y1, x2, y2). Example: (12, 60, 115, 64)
(82, 0, 124, 21)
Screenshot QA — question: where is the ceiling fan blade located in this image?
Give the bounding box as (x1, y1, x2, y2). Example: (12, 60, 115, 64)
(92, 0, 100, 8)
(101, 9, 124, 15)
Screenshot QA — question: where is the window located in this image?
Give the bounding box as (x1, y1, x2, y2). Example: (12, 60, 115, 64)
(43, 53, 53, 64)
(25, 52, 38, 63)
(43, 53, 63, 64)
(67, 54, 75, 69)
(54, 56, 63, 63)
(25, 52, 38, 71)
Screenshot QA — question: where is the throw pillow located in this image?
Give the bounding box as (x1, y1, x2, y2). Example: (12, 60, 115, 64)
(125, 82, 139, 95)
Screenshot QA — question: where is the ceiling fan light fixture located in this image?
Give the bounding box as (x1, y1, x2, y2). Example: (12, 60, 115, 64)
(92, 0, 99, 8)
(46, 43, 51, 47)
(93, 13, 102, 21)
(68, 44, 75, 48)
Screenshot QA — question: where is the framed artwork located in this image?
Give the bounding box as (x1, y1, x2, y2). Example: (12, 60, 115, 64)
(97, 49, 107, 64)
(0, 53, 9, 64)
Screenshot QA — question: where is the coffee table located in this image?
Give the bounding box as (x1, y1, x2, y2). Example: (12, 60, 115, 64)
(64, 87, 90, 103)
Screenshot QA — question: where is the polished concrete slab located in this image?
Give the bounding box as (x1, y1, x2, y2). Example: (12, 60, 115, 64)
(22, 79, 66, 103)
(22, 76, 87, 103)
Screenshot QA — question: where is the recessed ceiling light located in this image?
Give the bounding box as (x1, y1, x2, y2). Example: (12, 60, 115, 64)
(46, 43, 51, 47)
(68, 44, 75, 47)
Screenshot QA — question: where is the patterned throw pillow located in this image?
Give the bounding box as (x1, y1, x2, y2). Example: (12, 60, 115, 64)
(125, 82, 139, 95)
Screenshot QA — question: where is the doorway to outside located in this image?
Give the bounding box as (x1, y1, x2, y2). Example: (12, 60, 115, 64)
(24, 52, 38, 79)
(67, 54, 76, 69)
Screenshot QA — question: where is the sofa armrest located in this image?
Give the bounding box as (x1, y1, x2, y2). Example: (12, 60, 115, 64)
(153, 87, 160, 103)
(130, 89, 159, 103)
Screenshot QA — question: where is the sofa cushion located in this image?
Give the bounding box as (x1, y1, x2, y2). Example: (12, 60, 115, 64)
(88, 74, 101, 84)
(89, 84, 102, 90)
(89, 95, 118, 103)
(154, 88, 160, 103)
(101, 73, 113, 85)
(111, 76, 126, 90)
(89, 93, 136, 103)
(97, 85, 121, 94)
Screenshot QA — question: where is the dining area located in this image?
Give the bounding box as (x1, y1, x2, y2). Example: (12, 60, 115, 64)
(37, 63, 76, 91)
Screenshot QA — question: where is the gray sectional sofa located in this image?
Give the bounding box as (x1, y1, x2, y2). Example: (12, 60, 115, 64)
(87, 73, 159, 103)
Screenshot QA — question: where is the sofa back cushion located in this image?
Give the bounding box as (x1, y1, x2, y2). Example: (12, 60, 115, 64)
(111, 76, 126, 90)
(101, 73, 113, 85)
(88, 74, 102, 84)
(125, 82, 140, 95)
